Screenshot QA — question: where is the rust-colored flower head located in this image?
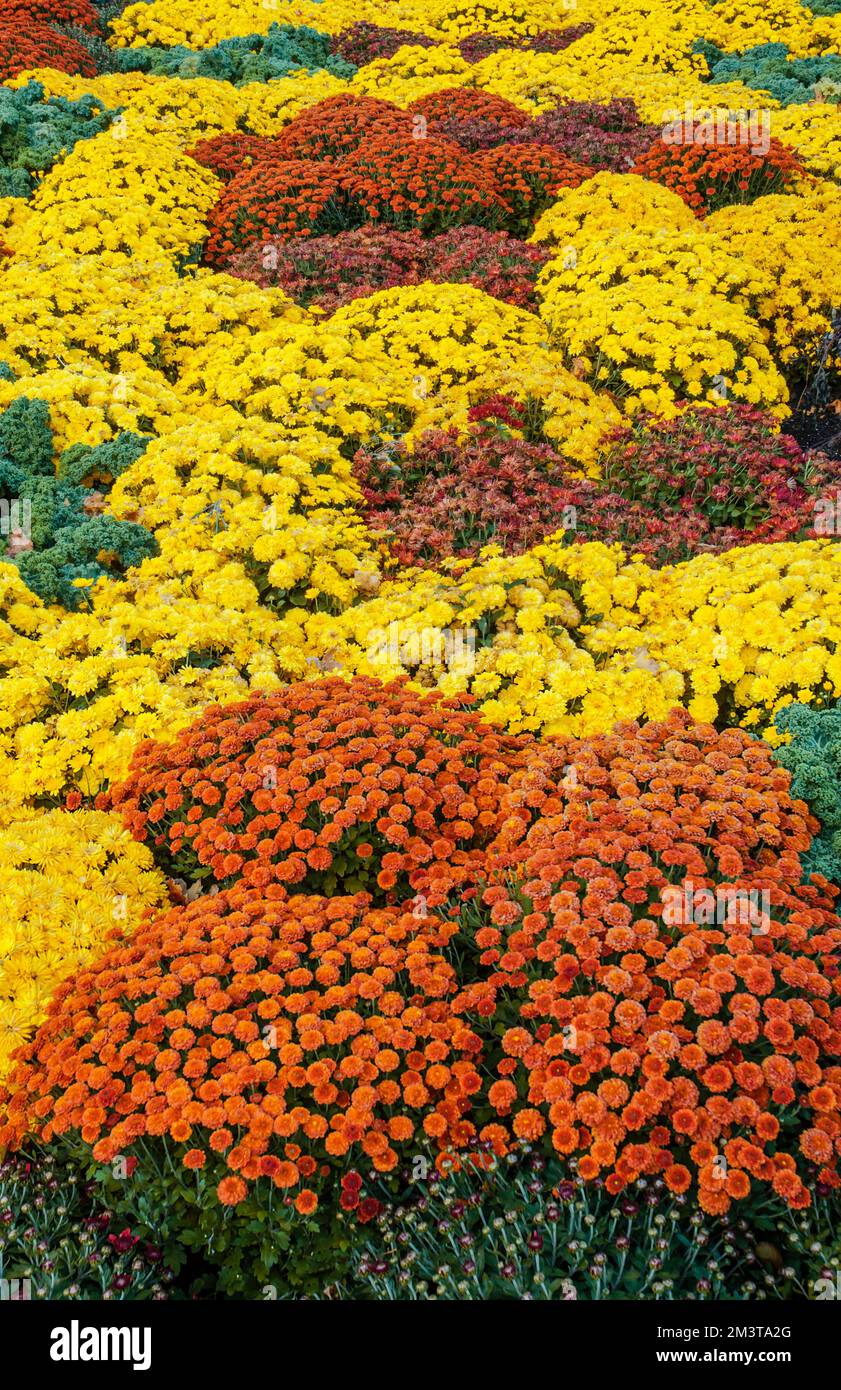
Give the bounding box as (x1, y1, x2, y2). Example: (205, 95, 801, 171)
(0, 884, 477, 1207)
(458, 710, 841, 1209)
(101, 676, 534, 901)
(270, 93, 410, 162)
(634, 137, 806, 215)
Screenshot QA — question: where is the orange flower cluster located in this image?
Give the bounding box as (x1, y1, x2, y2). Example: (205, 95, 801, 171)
(634, 137, 806, 214)
(461, 711, 841, 1211)
(340, 134, 509, 236)
(1, 0, 101, 28)
(6, 694, 839, 1216)
(408, 86, 530, 131)
(197, 94, 596, 258)
(270, 93, 410, 161)
(0, 14, 97, 79)
(0, 885, 478, 1212)
(478, 143, 593, 235)
(187, 134, 282, 184)
(203, 158, 353, 264)
(101, 676, 533, 900)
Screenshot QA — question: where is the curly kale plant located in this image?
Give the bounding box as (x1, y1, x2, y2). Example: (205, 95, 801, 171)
(108, 24, 357, 85)
(695, 41, 841, 105)
(774, 700, 841, 887)
(0, 399, 156, 609)
(0, 81, 120, 198)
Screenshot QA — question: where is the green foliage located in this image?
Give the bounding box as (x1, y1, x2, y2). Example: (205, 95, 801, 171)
(0, 362, 15, 382)
(15, 516, 159, 608)
(54, 1137, 354, 1299)
(774, 700, 841, 886)
(57, 431, 151, 489)
(0, 399, 158, 610)
(0, 396, 53, 476)
(695, 40, 841, 104)
(802, 0, 841, 15)
(0, 1147, 173, 1300)
(108, 24, 357, 85)
(0, 81, 120, 197)
(341, 1143, 841, 1301)
(0, 168, 33, 198)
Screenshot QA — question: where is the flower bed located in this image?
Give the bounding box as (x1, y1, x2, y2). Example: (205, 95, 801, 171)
(0, 0, 840, 1309)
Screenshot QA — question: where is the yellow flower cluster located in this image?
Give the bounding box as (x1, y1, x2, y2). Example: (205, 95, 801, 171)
(532, 180, 788, 417)
(0, 251, 308, 380)
(0, 809, 167, 1076)
(108, 417, 379, 612)
(272, 538, 841, 738)
(8, 128, 221, 263)
(772, 104, 841, 182)
(471, 44, 773, 120)
(705, 181, 841, 364)
(702, 0, 836, 58)
(544, 281, 787, 418)
(12, 67, 351, 144)
(531, 171, 695, 247)
(351, 45, 474, 106)
(328, 282, 620, 464)
(0, 558, 286, 816)
(0, 364, 191, 453)
(110, 0, 364, 47)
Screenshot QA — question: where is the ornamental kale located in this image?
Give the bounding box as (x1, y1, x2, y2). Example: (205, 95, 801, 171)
(0, 399, 157, 609)
(774, 701, 841, 887)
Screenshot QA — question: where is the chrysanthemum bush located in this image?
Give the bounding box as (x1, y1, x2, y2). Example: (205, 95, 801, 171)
(352, 405, 837, 571)
(352, 423, 582, 567)
(590, 406, 839, 563)
(329, 21, 436, 67)
(1, 0, 101, 28)
(202, 160, 357, 267)
(530, 170, 696, 251)
(541, 270, 788, 417)
(453, 23, 595, 65)
(0, 873, 491, 1293)
(458, 711, 841, 1216)
(516, 99, 660, 173)
(98, 677, 534, 899)
(185, 134, 281, 184)
(634, 138, 807, 216)
(269, 93, 410, 163)
(2, 694, 841, 1296)
(225, 224, 552, 313)
(441, 98, 660, 171)
(477, 144, 593, 235)
(704, 182, 841, 370)
(0, 15, 98, 80)
(409, 85, 531, 133)
(339, 133, 509, 236)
